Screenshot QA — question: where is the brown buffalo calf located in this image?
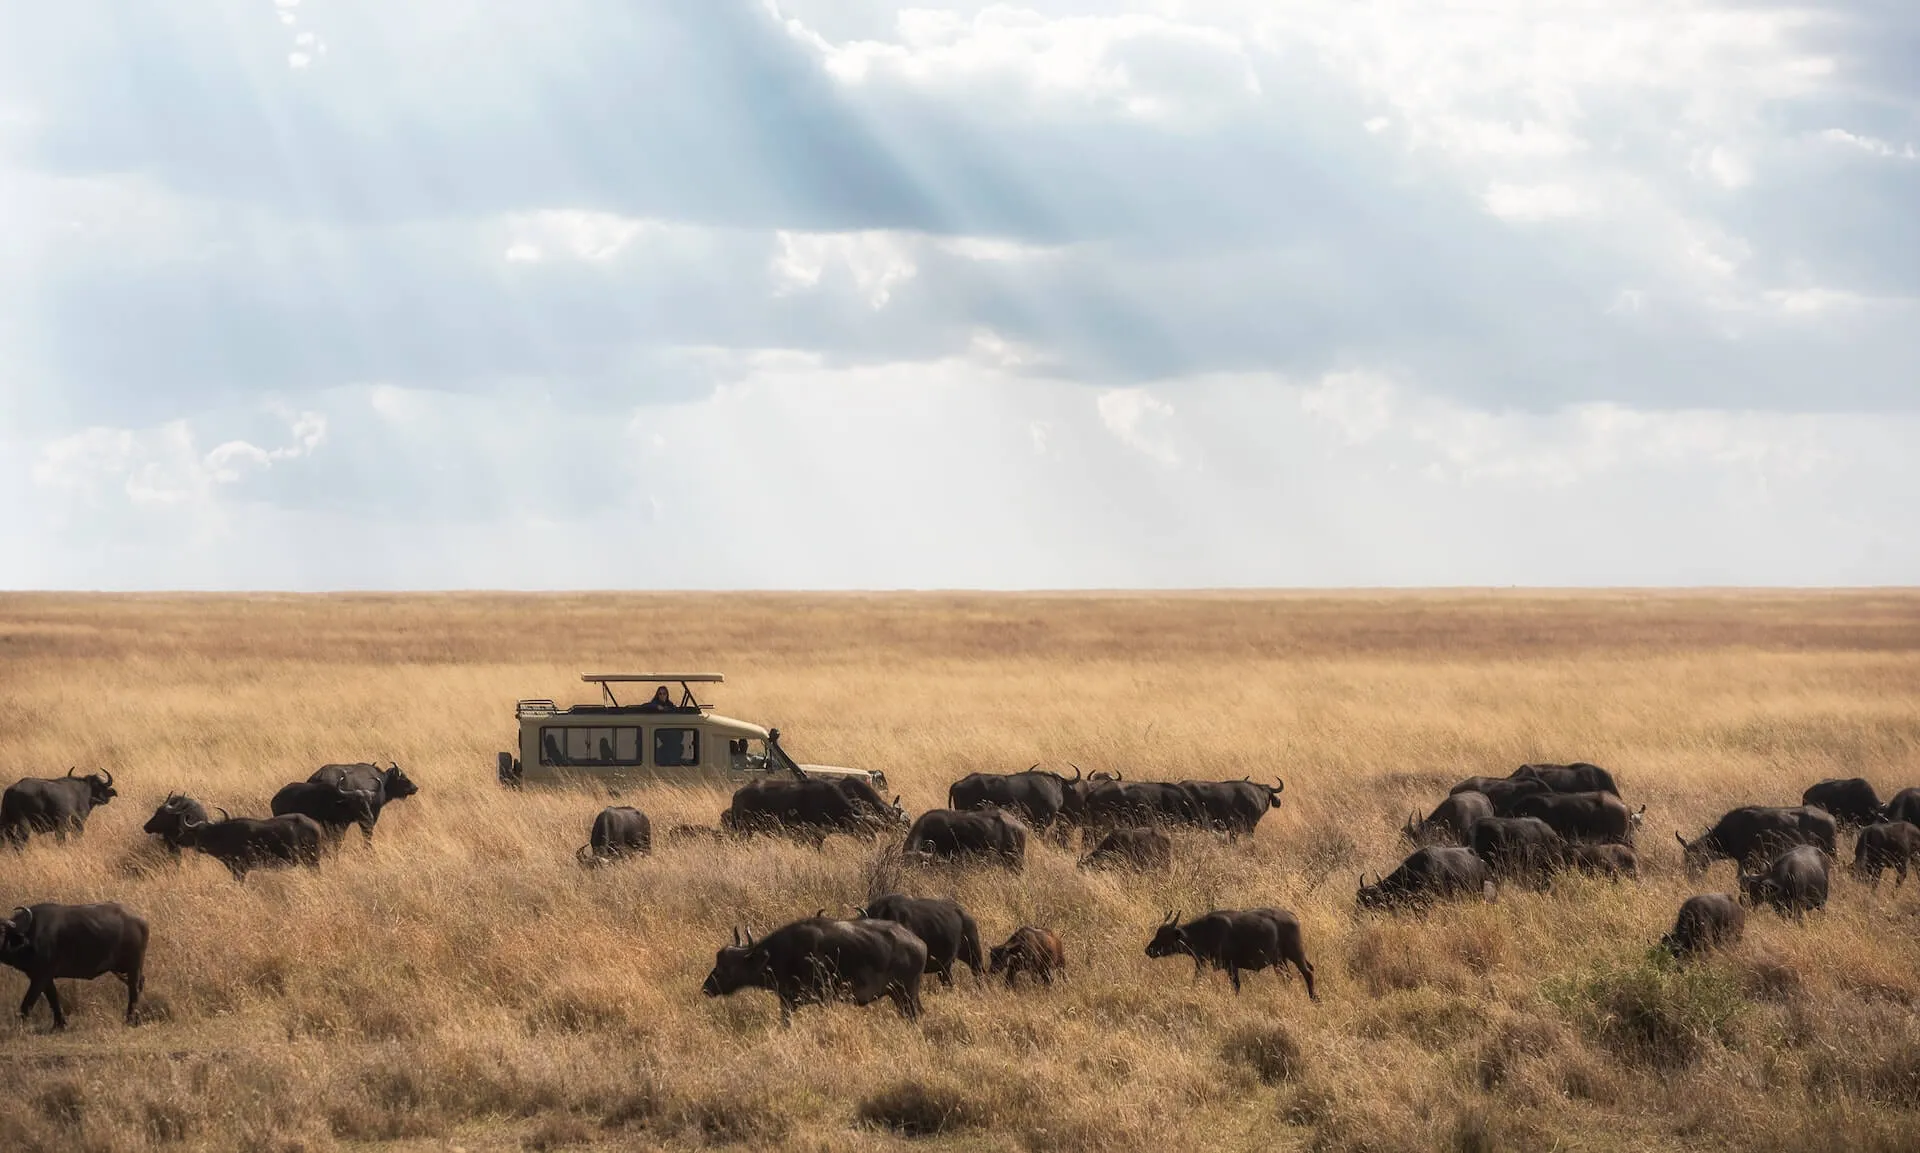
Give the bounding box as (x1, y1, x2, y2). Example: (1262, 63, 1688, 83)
(987, 926, 1065, 987)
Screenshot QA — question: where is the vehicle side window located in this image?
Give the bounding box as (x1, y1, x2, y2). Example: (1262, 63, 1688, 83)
(654, 727, 700, 767)
(540, 726, 642, 766)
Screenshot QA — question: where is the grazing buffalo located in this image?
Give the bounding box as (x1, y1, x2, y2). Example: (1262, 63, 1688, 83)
(1659, 894, 1745, 960)
(1358, 846, 1492, 911)
(1884, 788, 1920, 827)
(270, 782, 379, 847)
(857, 895, 983, 987)
(1403, 790, 1493, 846)
(701, 916, 927, 1025)
(1512, 790, 1643, 845)
(989, 926, 1067, 987)
(1677, 806, 1838, 876)
(1, 768, 117, 847)
(1449, 775, 1551, 816)
(720, 778, 905, 847)
(1802, 778, 1885, 828)
(176, 809, 324, 880)
(1511, 762, 1621, 797)
(1, 902, 148, 1029)
(1470, 816, 1563, 883)
(1738, 845, 1830, 919)
(1553, 842, 1639, 882)
(577, 806, 652, 866)
(947, 766, 1086, 838)
(142, 793, 211, 855)
(903, 809, 1028, 869)
(1852, 821, 1920, 888)
(1179, 777, 1285, 839)
(1078, 827, 1173, 871)
(1079, 778, 1203, 833)
(306, 762, 420, 843)
(1144, 909, 1316, 999)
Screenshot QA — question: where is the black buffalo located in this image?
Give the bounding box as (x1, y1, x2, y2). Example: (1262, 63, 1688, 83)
(1885, 788, 1920, 827)
(142, 793, 211, 855)
(1511, 762, 1621, 796)
(1449, 775, 1551, 816)
(1357, 846, 1492, 910)
(1079, 778, 1203, 832)
(577, 805, 652, 866)
(176, 809, 324, 880)
(947, 765, 1085, 838)
(1144, 908, 1316, 999)
(1, 902, 149, 1029)
(269, 781, 379, 847)
(1078, 827, 1173, 871)
(1677, 806, 1838, 876)
(1511, 790, 1642, 845)
(1403, 791, 1493, 845)
(857, 895, 983, 987)
(1738, 844, 1830, 919)
(903, 809, 1028, 869)
(1470, 816, 1563, 883)
(701, 916, 927, 1025)
(1, 768, 117, 847)
(1852, 821, 1920, 888)
(1179, 777, 1285, 839)
(306, 761, 420, 843)
(1802, 778, 1885, 828)
(1659, 894, 1745, 960)
(720, 778, 904, 847)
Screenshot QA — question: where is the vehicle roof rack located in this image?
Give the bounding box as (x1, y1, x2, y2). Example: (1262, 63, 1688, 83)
(581, 673, 724, 683)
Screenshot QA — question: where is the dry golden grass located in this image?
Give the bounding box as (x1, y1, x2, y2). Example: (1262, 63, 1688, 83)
(2, 590, 1919, 1152)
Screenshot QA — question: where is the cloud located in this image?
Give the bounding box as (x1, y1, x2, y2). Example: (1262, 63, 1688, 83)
(1096, 387, 1182, 466)
(32, 410, 326, 507)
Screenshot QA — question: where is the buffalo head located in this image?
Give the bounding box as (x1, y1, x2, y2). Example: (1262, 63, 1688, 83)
(1675, 831, 1714, 878)
(701, 926, 768, 997)
(1143, 911, 1187, 958)
(0, 908, 30, 962)
(381, 762, 420, 800)
(72, 767, 116, 807)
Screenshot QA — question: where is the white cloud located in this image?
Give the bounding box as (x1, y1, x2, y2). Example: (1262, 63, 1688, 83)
(1096, 386, 1181, 465)
(504, 209, 656, 262)
(771, 230, 918, 308)
(1820, 128, 1918, 161)
(32, 411, 326, 507)
(1481, 181, 1590, 222)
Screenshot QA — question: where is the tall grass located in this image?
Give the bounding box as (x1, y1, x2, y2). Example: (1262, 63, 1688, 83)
(0, 591, 1918, 1151)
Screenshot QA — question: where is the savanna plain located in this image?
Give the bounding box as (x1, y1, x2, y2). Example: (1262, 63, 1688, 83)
(3, 591, 1920, 1153)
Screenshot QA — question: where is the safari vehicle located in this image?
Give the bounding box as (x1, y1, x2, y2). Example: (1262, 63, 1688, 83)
(495, 673, 886, 791)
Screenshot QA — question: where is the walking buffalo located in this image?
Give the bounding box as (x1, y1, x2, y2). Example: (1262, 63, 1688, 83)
(1179, 777, 1285, 839)
(947, 766, 1085, 838)
(721, 778, 905, 847)
(1511, 790, 1642, 845)
(857, 895, 983, 987)
(1358, 846, 1492, 911)
(1, 902, 148, 1029)
(1144, 909, 1316, 999)
(903, 809, 1028, 869)
(1079, 778, 1203, 833)
(306, 761, 420, 843)
(176, 809, 324, 880)
(1852, 821, 1920, 888)
(1078, 827, 1172, 871)
(1, 768, 117, 847)
(1802, 778, 1885, 828)
(1677, 806, 1838, 876)
(1659, 894, 1745, 960)
(1470, 816, 1563, 883)
(1449, 775, 1551, 816)
(1737, 845, 1830, 919)
(1511, 762, 1621, 797)
(577, 806, 652, 866)
(142, 793, 211, 855)
(269, 781, 379, 847)
(1403, 791, 1493, 846)
(701, 916, 927, 1025)
(989, 926, 1067, 987)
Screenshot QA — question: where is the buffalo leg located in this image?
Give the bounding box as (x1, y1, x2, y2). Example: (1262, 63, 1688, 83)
(1038, 967, 1052, 986)
(124, 966, 144, 1024)
(1897, 860, 1909, 889)
(1291, 953, 1318, 1001)
(1004, 965, 1019, 989)
(1227, 965, 1241, 993)
(43, 981, 67, 1030)
(20, 980, 44, 1020)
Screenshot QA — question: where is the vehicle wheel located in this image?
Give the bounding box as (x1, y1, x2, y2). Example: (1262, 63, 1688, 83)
(497, 752, 522, 788)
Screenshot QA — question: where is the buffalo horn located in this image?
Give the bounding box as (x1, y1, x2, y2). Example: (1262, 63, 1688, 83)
(744, 928, 754, 947)
(1028, 764, 1041, 773)
(100, 767, 113, 788)
(10, 907, 30, 933)
(1674, 831, 1688, 850)
(1358, 872, 1366, 890)
(65, 766, 76, 778)
(214, 806, 231, 822)
(1274, 777, 1285, 793)
(732, 926, 741, 946)
(1068, 764, 1082, 782)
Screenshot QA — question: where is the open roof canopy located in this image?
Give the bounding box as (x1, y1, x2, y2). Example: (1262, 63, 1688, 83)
(581, 673, 724, 683)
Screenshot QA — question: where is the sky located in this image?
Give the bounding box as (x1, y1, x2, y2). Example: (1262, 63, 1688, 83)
(1, 0, 1917, 589)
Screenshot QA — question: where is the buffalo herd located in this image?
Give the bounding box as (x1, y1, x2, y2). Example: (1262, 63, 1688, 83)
(5, 756, 1919, 1031)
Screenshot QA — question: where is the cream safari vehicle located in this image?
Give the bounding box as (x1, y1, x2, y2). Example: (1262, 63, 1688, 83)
(495, 673, 886, 791)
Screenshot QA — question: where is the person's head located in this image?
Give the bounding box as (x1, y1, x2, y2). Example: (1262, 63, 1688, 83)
(652, 686, 671, 703)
